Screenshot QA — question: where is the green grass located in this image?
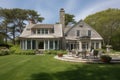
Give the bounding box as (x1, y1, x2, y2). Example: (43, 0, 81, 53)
(0, 55, 120, 80)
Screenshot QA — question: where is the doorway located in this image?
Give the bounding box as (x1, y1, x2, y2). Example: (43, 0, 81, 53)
(38, 41, 44, 49)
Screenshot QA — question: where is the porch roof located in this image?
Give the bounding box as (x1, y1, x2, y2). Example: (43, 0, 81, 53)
(20, 34, 63, 39)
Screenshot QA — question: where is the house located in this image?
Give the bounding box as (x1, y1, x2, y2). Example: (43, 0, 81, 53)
(19, 8, 103, 51)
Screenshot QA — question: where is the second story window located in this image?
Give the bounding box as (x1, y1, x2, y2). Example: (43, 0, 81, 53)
(88, 30, 91, 37)
(76, 30, 80, 37)
(37, 29, 41, 34)
(45, 29, 48, 34)
(37, 28, 49, 34)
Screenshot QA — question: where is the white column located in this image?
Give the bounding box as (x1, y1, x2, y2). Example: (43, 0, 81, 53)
(31, 39, 32, 50)
(20, 40, 22, 49)
(48, 40, 50, 50)
(44, 40, 45, 50)
(36, 40, 38, 49)
(25, 40, 27, 50)
(57, 40, 59, 49)
(94, 42, 96, 49)
(53, 40, 55, 50)
(88, 41, 91, 51)
(99, 41, 102, 49)
(79, 41, 82, 51)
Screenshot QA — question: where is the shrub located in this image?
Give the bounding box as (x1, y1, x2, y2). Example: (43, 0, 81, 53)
(44, 50, 58, 55)
(9, 45, 35, 55)
(0, 49, 10, 56)
(100, 55, 112, 63)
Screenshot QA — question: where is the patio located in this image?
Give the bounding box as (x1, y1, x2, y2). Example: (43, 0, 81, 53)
(54, 53, 120, 63)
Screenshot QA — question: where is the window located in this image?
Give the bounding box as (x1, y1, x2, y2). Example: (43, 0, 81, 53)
(51, 28, 54, 33)
(45, 40, 48, 50)
(49, 40, 53, 49)
(96, 42, 99, 49)
(32, 40, 36, 49)
(37, 29, 40, 34)
(45, 29, 48, 34)
(88, 30, 91, 37)
(76, 30, 80, 36)
(37, 28, 49, 34)
(27, 40, 31, 49)
(42, 29, 44, 34)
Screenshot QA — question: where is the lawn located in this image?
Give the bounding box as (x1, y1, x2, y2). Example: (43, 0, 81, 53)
(0, 55, 120, 80)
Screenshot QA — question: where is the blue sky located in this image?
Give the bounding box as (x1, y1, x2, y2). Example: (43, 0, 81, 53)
(0, 0, 120, 24)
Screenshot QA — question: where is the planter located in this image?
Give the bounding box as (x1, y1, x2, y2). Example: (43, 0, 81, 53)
(100, 55, 112, 63)
(57, 53, 63, 57)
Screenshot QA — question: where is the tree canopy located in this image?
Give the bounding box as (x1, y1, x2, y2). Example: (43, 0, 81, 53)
(65, 13, 76, 26)
(84, 8, 120, 50)
(0, 8, 44, 44)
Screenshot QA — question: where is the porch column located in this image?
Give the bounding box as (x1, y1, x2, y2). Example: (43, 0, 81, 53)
(99, 41, 102, 49)
(48, 40, 50, 50)
(25, 40, 27, 50)
(20, 40, 22, 49)
(36, 40, 38, 49)
(31, 39, 32, 50)
(79, 41, 82, 51)
(53, 40, 55, 50)
(44, 40, 45, 50)
(58, 40, 59, 50)
(88, 41, 91, 51)
(94, 42, 96, 49)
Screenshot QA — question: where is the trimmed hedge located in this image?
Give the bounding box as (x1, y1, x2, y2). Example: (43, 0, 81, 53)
(44, 50, 67, 55)
(9, 45, 35, 55)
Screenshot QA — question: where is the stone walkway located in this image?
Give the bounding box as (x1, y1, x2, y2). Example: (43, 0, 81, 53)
(54, 54, 120, 63)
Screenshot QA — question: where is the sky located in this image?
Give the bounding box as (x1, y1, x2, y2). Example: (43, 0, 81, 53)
(0, 0, 120, 24)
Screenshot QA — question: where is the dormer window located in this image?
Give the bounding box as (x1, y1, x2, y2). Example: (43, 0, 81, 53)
(37, 28, 49, 34)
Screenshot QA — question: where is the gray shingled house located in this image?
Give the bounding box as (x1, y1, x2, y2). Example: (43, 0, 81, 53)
(19, 8, 103, 51)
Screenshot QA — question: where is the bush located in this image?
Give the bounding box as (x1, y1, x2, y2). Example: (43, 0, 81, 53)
(0, 49, 10, 56)
(44, 50, 59, 55)
(100, 55, 112, 63)
(9, 45, 35, 55)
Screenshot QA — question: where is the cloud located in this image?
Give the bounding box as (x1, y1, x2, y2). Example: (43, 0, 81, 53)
(75, 0, 120, 21)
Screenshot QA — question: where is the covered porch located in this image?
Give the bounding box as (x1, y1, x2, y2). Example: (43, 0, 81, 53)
(20, 38, 62, 50)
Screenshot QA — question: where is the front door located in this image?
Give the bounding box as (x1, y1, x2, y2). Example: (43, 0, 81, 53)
(82, 42, 88, 51)
(38, 41, 44, 49)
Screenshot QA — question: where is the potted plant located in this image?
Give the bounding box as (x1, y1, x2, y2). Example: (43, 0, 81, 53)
(57, 50, 67, 57)
(100, 55, 112, 63)
(57, 51, 63, 57)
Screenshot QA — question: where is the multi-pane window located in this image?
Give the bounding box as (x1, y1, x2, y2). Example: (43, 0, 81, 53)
(37, 28, 49, 34)
(27, 40, 31, 49)
(37, 29, 41, 34)
(76, 30, 80, 36)
(96, 42, 99, 49)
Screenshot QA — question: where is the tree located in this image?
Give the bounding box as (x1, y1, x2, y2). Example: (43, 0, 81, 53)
(0, 8, 44, 44)
(65, 13, 76, 26)
(84, 8, 120, 50)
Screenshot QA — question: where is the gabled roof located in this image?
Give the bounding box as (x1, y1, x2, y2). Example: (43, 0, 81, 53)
(64, 20, 103, 40)
(31, 24, 54, 29)
(19, 24, 63, 39)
